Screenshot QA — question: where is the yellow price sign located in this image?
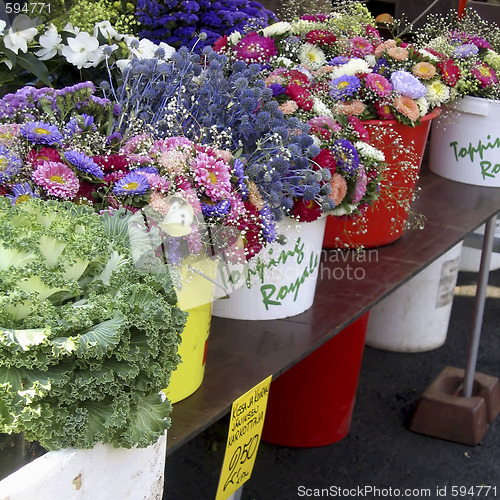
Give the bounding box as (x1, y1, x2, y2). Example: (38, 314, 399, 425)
(215, 375, 273, 500)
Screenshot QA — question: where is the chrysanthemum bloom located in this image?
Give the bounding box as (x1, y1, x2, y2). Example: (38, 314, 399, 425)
(375, 102, 395, 120)
(386, 46, 409, 61)
(471, 63, 498, 88)
(64, 150, 105, 179)
(412, 62, 437, 80)
(364, 73, 392, 97)
(158, 148, 190, 175)
(312, 148, 337, 174)
(391, 70, 427, 99)
(329, 172, 348, 206)
(374, 39, 397, 58)
(306, 29, 337, 46)
(20, 121, 63, 146)
(348, 116, 370, 142)
(425, 81, 450, 107)
(27, 147, 62, 166)
(192, 152, 232, 200)
(120, 134, 154, 165)
(0, 145, 22, 183)
(330, 58, 371, 79)
(352, 165, 368, 204)
(332, 139, 360, 176)
(112, 171, 150, 196)
(437, 59, 461, 87)
(141, 173, 170, 192)
(350, 37, 374, 58)
(330, 75, 361, 101)
(393, 95, 420, 122)
(213, 35, 228, 54)
(0, 124, 19, 146)
(334, 100, 365, 116)
(285, 84, 314, 111)
(234, 32, 277, 64)
(286, 69, 312, 88)
(7, 182, 39, 205)
(298, 42, 327, 71)
(32, 161, 80, 199)
(149, 191, 170, 215)
(452, 43, 479, 59)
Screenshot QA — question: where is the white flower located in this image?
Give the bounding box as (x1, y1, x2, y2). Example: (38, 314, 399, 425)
(0, 20, 6, 36)
(63, 23, 80, 35)
(275, 56, 293, 68)
(116, 59, 131, 73)
(354, 141, 385, 163)
(35, 24, 62, 61)
(298, 42, 326, 70)
(228, 31, 242, 45)
(93, 20, 122, 41)
(419, 48, 439, 62)
(3, 15, 38, 54)
(262, 22, 292, 37)
(365, 54, 376, 67)
(61, 32, 102, 69)
(312, 97, 334, 118)
(1, 57, 13, 70)
(425, 80, 450, 107)
(130, 38, 158, 59)
(159, 42, 175, 59)
(330, 58, 371, 79)
(415, 97, 429, 117)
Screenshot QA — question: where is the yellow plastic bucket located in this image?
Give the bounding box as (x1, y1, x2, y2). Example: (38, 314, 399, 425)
(163, 257, 217, 404)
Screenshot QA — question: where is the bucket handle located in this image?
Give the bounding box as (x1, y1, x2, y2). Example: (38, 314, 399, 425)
(447, 97, 491, 117)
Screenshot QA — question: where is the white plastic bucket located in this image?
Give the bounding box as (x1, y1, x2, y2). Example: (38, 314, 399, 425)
(0, 432, 167, 500)
(429, 96, 500, 187)
(212, 216, 327, 320)
(365, 242, 464, 352)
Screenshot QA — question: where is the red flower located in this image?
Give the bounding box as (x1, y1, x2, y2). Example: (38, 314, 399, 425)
(348, 116, 370, 142)
(305, 29, 337, 46)
(313, 149, 337, 174)
(94, 154, 131, 174)
(437, 59, 461, 87)
(213, 35, 228, 54)
(285, 84, 314, 111)
(291, 199, 322, 222)
(286, 69, 312, 88)
(312, 81, 330, 94)
(27, 147, 61, 166)
(234, 32, 277, 64)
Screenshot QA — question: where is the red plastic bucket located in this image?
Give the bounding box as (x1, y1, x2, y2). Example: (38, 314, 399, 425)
(323, 109, 440, 249)
(261, 312, 369, 447)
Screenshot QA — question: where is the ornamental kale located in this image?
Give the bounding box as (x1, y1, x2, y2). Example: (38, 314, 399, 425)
(0, 197, 186, 450)
(135, 0, 277, 52)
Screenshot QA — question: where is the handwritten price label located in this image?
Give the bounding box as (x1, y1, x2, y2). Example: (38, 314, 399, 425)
(216, 375, 272, 500)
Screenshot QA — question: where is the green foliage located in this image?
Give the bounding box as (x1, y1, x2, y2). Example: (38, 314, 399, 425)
(0, 198, 187, 450)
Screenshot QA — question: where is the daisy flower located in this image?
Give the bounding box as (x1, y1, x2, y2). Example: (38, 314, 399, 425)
(113, 171, 150, 196)
(364, 73, 392, 97)
(350, 37, 374, 58)
(412, 62, 437, 80)
(192, 152, 232, 200)
(32, 161, 80, 199)
(7, 182, 40, 205)
(393, 95, 421, 122)
(298, 42, 327, 70)
(20, 121, 63, 146)
(471, 63, 498, 88)
(437, 59, 461, 87)
(0, 145, 22, 183)
(330, 58, 371, 79)
(425, 81, 451, 106)
(330, 75, 361, 101)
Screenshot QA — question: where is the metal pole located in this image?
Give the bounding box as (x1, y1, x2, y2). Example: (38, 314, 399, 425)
(462, 214, 498, 398)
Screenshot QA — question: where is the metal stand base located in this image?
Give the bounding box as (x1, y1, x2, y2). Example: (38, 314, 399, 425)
(409, 366, 500, 446)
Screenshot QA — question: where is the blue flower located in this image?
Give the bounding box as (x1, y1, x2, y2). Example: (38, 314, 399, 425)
(0, 146, 23, 183)
(260, 204, 276, 243)
(390, 70, 427, 99)
(113, 172, 150, 196)
(64, 150, 105, 179)
(329, 56, 350, 66)
(20, 121, 63, 146)
(332, 139, 360, 177)
(7, 182, 39, 205)
(202, 200, 231, 218)
(452, 43, 479, 59)
(373, 57, 390, 77)
(330, 75, 361, 101)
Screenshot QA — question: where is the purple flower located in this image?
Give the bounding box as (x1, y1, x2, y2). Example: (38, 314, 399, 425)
(329, 56, 350, 66)
(233, 158, 248, 197)
(390, 70, 427, 99)
(202, 200, 231, 218)
(373, 57, 390, 77)
(269, 83, 286, 97)
(64, 150, 105, 179)
(260, 204, 276, 243)
(0, 145, 23, 183)
(7, 182, 40, 205)
(452, 43, 479, 59)
(20, 121, 63, 146)
(113, 172, 150, 196)
(330, 75, 361, 101)
(332, 139, 360, 177)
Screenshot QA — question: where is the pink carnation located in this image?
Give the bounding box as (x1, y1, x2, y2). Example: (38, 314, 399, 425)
(386, 46, 409, 61)
(364, 73, 392, 97)
(374, 39, 397, 58)
(335, 100, 365, 116)
(32, 161, 80, 199)
(279, 101, 299, 114)
(352, 165, 367, 204)
(329, 173, 348, 205)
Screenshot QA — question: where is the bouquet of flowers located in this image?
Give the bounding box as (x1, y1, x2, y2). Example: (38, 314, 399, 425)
(415, 8, 500, 102)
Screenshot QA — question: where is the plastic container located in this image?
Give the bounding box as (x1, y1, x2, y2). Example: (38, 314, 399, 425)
(366, 242, 463, 352)
(324, 109, 439, 249)
(261, 313, 369, 447)
(212, 216, 327, 320)
(429, 96, 500, 187)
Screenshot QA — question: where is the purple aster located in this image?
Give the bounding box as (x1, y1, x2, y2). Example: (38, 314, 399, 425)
(112, 172, 150, 196)
(233, 158, 248, 197)
(330, 75, 361, 101)
(452, 43, 479, 59)
(332, 139, 360, 177)
(64, 150, 105, 179)
(201, 200, 231, 218)
(260, 204, 276, 243)
(20, 121, 63, 146)
(0, 145, 23, 183)
(133, 166, 159, 175)
(329, 56, 350, 66)
(390, 70, 427, 99)
(7, 182, 40, 205)
(269, 83, 286, 97)
(373, 57, 390, 77)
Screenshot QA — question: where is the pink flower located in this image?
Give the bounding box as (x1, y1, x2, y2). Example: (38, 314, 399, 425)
(393, 95, 420, 122)
(0, 124, 20, 146)
(32, 161, 80, 199)
(412, 62, 437, 80)
(158, 148, 190, 175)
(350, 37, 374, 57)
(348, 116, 370, 142)
(120, 134, 154, 165)
(279, 100, 299, 114)
(471, 63, 498, 88)
(142, 172, 170, 192)
(335, 99, 365, 116)
(149, 191, 170, 215)
(352, 165, 367, 204)
(386, 46, 409, 61)
(364, 73, 392, 97)
(329, 173, 348, 205)
(375, 102, 395, 120)
(192, 152, 232, 200)
(233, 32, 277, 64)
(374, 39, 397, 58)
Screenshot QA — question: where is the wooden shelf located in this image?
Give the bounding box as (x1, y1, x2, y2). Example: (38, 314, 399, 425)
(166, 164, 500, 454)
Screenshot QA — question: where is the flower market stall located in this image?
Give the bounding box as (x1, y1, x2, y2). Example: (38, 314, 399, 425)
(1, 0, 499, 497)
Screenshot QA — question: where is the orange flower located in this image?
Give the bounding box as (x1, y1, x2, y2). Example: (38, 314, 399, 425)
(393, 95, 420, 122)
(329, 172, 348, 205)
(386, 46, 409, 61)
(412, 62, 437, 80)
